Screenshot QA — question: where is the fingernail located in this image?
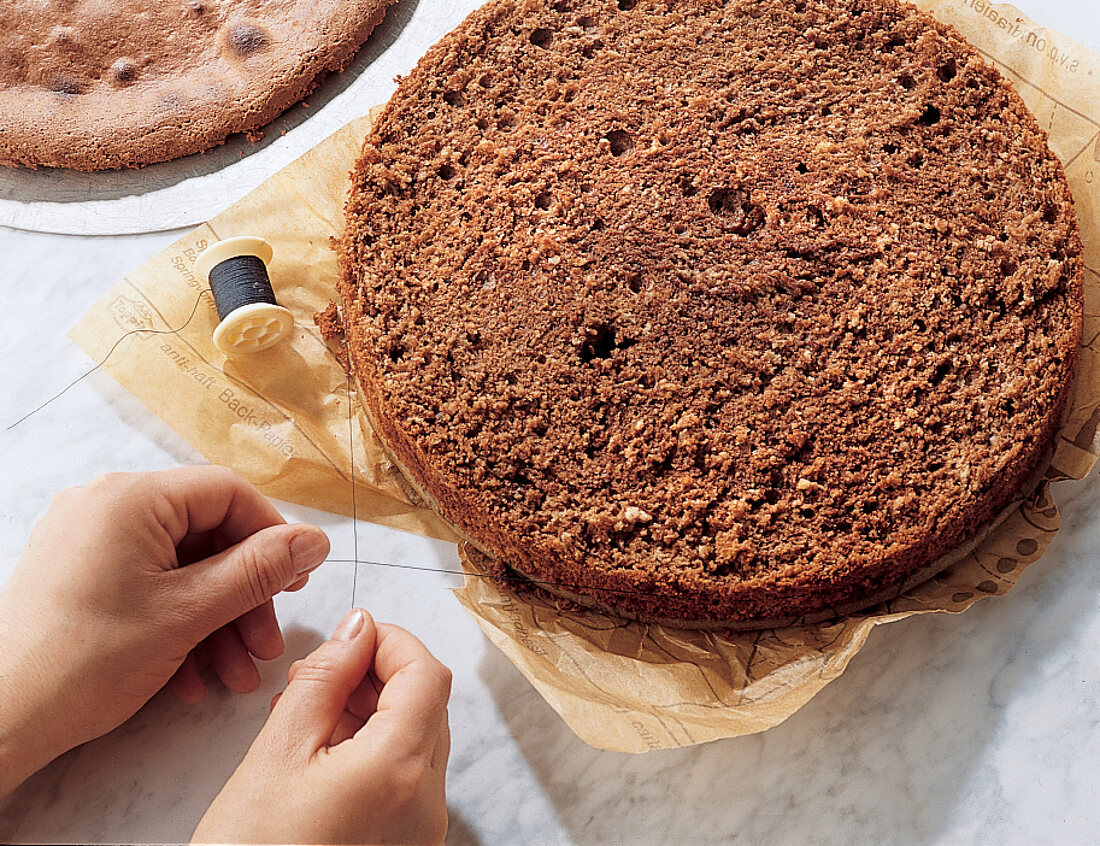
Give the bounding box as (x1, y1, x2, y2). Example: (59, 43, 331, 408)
(334, 608, 365, 641)
(289, 529, 329, 575)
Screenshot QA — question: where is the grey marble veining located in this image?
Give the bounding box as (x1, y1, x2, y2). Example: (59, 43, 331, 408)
(1, 1, 1099, 844)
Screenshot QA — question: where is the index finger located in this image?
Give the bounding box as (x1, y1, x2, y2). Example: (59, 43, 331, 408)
(148, 465, 286, 547)
(354, 623, 451, 759)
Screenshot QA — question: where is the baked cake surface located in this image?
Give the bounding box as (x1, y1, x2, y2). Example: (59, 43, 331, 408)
(340, 0, 1083, 627)
(0, 0, 393, 170)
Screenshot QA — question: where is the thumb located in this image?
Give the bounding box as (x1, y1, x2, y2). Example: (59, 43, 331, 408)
(266, 609, 378, 754)
(176, 524, 329, 634)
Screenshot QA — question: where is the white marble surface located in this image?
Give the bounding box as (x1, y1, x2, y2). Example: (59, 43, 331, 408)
(1, 1, 1099, 844)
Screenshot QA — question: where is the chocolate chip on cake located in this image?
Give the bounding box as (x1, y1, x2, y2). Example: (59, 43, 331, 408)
(0, 0, 395, 170)
(339, 0, 1083, 628)
(227, 23, 269, 57)
(109, 58, 137, 85)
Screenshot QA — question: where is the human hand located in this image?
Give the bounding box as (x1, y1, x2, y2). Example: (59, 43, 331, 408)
(0, 466, 330, 797)
(193, 608, 451, 846)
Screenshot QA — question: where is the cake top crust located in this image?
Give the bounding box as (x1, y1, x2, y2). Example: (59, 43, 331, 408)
(340, 0, 1083, 626)
(0, 0, 392, 170)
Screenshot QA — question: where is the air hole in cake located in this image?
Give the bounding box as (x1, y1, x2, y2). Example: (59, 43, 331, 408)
(680, 178, 698, 197)
(1042, 204, 1059, 223)
(582, 40, 603, 59)
(498, 113, 517, 131)
(909, 152, 924, 168)
(795, 162, 808, 174)
(534, 191, 552, 210)
(606, 129, 634, 156)
(627, 274, 643, 293)
(937, 58, 958, 82)
(577, 15, 597, 30)
(920, 104, 941, 125)
(476, 117, 489, 130)
(882, 142, 899, 154)
(707, 187, 744, 215)
(930, 359, 952, 386)
(443, 90, 465, 107)
(438, 163, 456, 180)
(530, 27, 553, 48)
(617, 0, 636, 10)
(592, 218, 607, 231)
(862, 500, 878, 514)
(898, 74, 917, 90)
(553, 0, 570, 11)
(478, 73, 493, 88)
(580, 323, 619, 363)
(763, 488, 781, 505)
(388, 344, 405, 363)
(820, 105, 832, 117)
(707, 188, 765, 235)
(1001, 258, 1018, 276)
(563, 85, 579, 102)
(882, 35, 906, 53)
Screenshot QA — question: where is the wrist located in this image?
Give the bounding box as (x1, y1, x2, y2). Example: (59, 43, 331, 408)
(0, 619, 72, 797)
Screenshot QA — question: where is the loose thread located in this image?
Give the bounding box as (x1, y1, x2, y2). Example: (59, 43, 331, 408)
(345, 336, 361, 610)
(323, 557, 709, 603)
(6, 294, 206, 432)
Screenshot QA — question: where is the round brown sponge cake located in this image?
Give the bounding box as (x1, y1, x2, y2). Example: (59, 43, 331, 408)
(0, 0, 393, 170)
(339, 0, 1083, 628)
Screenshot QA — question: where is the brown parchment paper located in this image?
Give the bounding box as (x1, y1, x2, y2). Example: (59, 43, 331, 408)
(71, 0, 1100, 752)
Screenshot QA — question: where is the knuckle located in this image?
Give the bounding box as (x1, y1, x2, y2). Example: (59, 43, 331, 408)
(85, 471, 122, 490)
(287, 652, 343, 687)
(75, 472, 154, 522)
(236, 542, 291, 607)
(85, 471, 138, 499)
(428, 662, 453, 701)
(206, 463, 245, 488)
(50, 484, 84, 508)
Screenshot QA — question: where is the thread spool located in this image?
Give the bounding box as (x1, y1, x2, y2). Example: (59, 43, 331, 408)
(193, 236, 294, 354)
